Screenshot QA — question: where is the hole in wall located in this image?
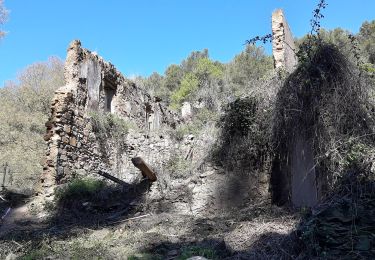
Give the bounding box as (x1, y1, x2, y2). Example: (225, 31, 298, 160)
(103, 80, 116, 113)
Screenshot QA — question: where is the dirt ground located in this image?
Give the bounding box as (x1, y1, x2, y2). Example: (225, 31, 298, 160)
(0, 192, 301, 260)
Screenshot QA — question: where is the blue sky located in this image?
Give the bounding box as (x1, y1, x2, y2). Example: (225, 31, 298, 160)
(0, 0, 374, 85)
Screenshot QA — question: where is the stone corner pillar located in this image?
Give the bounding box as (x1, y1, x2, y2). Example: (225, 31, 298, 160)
(272, 9, 298, 72)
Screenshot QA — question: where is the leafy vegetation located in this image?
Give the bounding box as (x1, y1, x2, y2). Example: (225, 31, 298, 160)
(274, 42, 375, 195)
(212, 92, 275, 183)
(170, 73, 199, 109)
(170, 108, 218, 141)
(55, 177, 106, 203)
(165, 155, 190, 178)
(0, 57, 64, 191)
(1, 1, 375, 257)
(137, 44, 272, 112)
(90, 111, 131, 140)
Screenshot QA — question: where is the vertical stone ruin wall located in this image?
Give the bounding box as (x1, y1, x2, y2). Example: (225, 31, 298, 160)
(40, 40, 179, 195)
(271, 10, 319, 207)
(272, 9, 297, 72)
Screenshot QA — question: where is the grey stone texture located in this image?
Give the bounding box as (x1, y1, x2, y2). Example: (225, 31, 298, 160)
(291, 135, 318, 207)
(272, 9, 298, 72)
(39, 40, 179, 195)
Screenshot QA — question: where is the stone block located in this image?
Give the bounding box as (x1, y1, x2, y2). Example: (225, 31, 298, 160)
(62, 136, 69, 144)
(63, 125, 71, 133)
(70, 137, 77, 146)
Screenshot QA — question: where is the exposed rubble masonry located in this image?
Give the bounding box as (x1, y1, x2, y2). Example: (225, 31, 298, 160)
(40, 40, 179, 196)
(272, 9, 298, 72)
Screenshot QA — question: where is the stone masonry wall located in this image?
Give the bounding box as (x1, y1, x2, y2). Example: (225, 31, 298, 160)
(272, 9, 297, 72)
(40, 40, 179, 195)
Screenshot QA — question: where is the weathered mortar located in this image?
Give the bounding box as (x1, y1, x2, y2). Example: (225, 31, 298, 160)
(272, 9, 297, 72)
(40, 40, 179, 195)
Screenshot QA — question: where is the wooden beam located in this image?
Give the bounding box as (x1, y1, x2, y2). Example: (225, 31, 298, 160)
(131, 157, 157, 182)
(97, 170, 128, 186)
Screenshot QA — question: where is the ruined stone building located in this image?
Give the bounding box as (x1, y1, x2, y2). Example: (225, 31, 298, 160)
(40, 10, 321, 209)
(40, 40, 180, 196)
(39, 38, 270, 213)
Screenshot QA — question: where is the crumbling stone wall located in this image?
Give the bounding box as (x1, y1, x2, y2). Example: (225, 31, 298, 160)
(40, 40, 179, 195)
(272, 9, 297, 72)
(271, 10, 318, 207)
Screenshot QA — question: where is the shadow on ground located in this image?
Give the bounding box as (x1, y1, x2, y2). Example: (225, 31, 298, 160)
(142, 231, 301, 259)
(0, 179, 151, 241)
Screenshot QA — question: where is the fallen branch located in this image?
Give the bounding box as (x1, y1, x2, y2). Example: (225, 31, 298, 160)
(108, 213, 150, 225)
(1, 207, 11, 220)
(97, 170, 128, 186)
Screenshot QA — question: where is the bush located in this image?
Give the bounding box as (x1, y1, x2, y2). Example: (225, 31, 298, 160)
(213, 96, 273, 174)
(0, 58, 64, 193)
(55, 177, 106, 203)
(90, 112, 130, 140)
(166, 155, 190, 178)
(170, 108, 218, 142)
(220, 97, 257, 138)
(170, 73, 199, 109)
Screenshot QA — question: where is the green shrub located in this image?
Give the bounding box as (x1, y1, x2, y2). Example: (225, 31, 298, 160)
(55, 177, 106, 202)
(273, 43, 375, 198)
(212, 95, 273, 176)
(166, 155, 190, 178)
(172, 124, 198, 141)
(89, 112, 130, 140)
(195, 57, 224, 79)
(170, 73, 199, 109)
(170, 108, 218, 141)
(220, 97, 257, 138)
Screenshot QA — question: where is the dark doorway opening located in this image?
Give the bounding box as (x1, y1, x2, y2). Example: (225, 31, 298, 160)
(104, 80, 116, 113)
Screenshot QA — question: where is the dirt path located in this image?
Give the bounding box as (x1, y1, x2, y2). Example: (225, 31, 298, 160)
(0, 203, 35, 237)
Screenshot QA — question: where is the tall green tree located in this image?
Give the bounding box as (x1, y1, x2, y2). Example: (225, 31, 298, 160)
(170, 73, 199, 109)
(169, 50, 225, 110)
(164, 64, 183, 92)
(225, 45, 273, 96)
(181, 49, 209, 73)
(319, 28, 351, 52)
